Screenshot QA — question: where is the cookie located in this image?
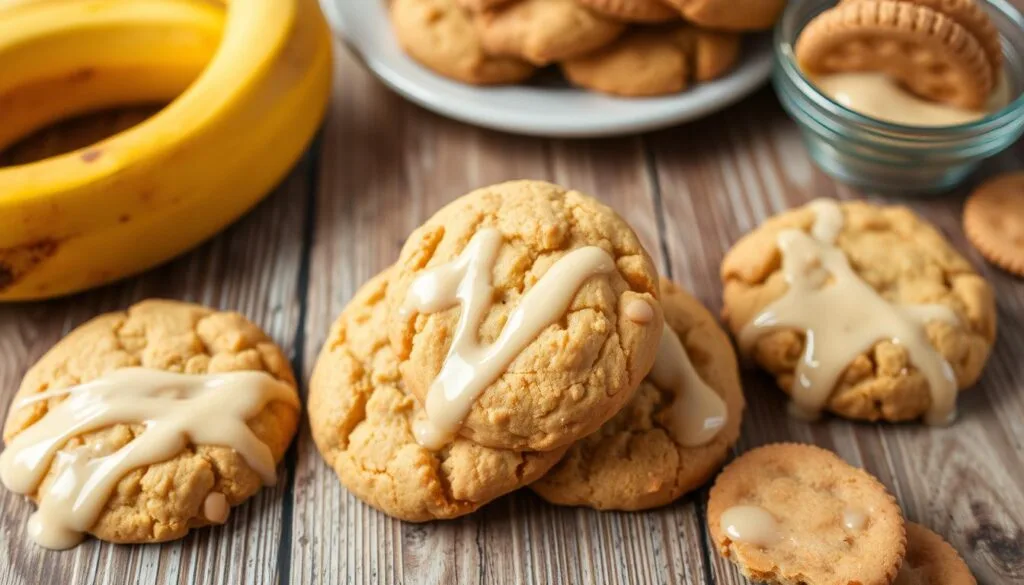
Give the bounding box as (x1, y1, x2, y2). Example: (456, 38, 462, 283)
(530, 279, 744, 511)
(721, 199, 996, 424)
(795, 1, 993, 109)
(895, 522, 977, 585)
(391, 0, 535, 85)
(574, 0, 679, 23)
(1, 300, 300, 547)
(663, 0, 785, 30)
(474, 0, 626, 66)
(309, 270, 566, 522)
(561, 26, 741, 97)
(707, 443, 906, 585)
(842, 0, 1003, 81)
(387, 180, 663, 452)
(963, 172, 1024, 275)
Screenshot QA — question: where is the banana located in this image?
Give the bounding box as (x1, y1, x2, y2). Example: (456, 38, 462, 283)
(0, 0, 333, 300)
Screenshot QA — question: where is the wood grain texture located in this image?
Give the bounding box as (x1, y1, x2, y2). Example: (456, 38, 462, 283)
(4, 27, 1024, 585)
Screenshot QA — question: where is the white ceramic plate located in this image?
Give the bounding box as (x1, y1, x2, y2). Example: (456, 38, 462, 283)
(320, 0, 775, 137)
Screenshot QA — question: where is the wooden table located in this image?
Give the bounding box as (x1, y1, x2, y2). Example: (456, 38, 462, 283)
(2, 37, 1023, 585)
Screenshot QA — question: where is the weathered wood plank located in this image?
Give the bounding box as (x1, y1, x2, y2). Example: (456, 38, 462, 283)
(0, 111, 315, 585)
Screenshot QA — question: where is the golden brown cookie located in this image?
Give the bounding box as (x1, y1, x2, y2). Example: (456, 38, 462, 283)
(391, 0, 535, 85)
(561, 26, 741, 97)
(664, 0, 785, 30)
(530, 280, 744, 511)
(707, 443, 906, 585)
(842, 0, 1003, 81)
(309, 270, 565, 522)
(795, 1, 993, 109)
(575, 0, 679, 23)
(721, 200, 997, 423)
(963, 172, 1024, 275)
(2, 300, 299, 544)
(387, 180, 663, 452)
(896, 522, 977, 585)
(474, 0, 626, 66)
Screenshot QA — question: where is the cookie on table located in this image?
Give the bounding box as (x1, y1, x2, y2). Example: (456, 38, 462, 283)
(474, 0, 626, 66)
(896, 522, 977, 585)
(574, 0, 679, 23)
(530, 279, 744, 511)
(309, 271, 566, 522)
(663, 0, 786, 30)
(387, 180, 663, 452)
(795, 1, 993, 109)
(707, 443, 906, 585)
(963, 172, 1024, 276)
(561, 26, 741, 97)
(2, 300, 300, 545)
(391, 0, 535, 85)
(721, 199, 996, 423)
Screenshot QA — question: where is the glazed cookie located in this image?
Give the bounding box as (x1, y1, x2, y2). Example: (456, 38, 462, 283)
(896, 522, 977, 585)
(721, 199, 996, 424)
(309, 271, 566, 522)
(561, 26, 741, 97)
(795, 1, 993, 109)
(530, 280, 744, 511)
(387, 180, 663, 452)
(474, 0, 626, 66)
(574, 0, 679, 23)
(391, 0, 535, 85)
(707, 443, 906, 585)
(663, 0, 785, 30)
(1, 300, 299, 548)
(963, 172, 1024, 275)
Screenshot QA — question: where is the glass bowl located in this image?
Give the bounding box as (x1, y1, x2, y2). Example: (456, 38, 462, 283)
(773, 0, 1024, 195)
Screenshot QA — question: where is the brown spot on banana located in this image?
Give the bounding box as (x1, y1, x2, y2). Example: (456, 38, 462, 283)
(0, 239, 61, 293)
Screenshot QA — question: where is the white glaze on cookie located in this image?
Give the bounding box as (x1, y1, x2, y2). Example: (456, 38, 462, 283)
(649, 324, 728, 446)
(739, 199, 959, 425)
(721, 505, 780, 547)
(402, 228, 616, 450)
(0, 368, 297, 549)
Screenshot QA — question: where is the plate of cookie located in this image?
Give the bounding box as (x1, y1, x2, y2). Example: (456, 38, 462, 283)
(320, 0, 780, 137)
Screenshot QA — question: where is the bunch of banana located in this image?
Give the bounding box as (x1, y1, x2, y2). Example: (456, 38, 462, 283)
(0, 0, 332, 300)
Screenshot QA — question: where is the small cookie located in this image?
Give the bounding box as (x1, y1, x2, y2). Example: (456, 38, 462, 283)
(387, 180, 663, 452)
(842, 0, 1003, 81)
(963, 172, 1024, 275)
(663, 0, 785, 30)
(474, 0, 626, 66)
(896, 522, 977, 585)
(574, 0, 679, 23)
(721, 199, 997, 423)
(309, 271, 565, 522)
(795, 1, 993, 109)
(391, 0, 535, 85)
(2, 300, 300, 544)
(561, 26, 741, 97)
(530, 280, 745, 511)
(707, 443, 906, 585)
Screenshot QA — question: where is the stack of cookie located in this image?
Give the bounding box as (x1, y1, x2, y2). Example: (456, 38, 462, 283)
(309, 180, 747, 519)
(389, 0, 786, 96)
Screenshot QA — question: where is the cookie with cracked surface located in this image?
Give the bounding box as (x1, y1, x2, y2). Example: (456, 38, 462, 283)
(530, 279, 744, 511)
(663, 0, 785, 30)
(707, 443, 906, 585)
(310, 270, 566, 522)
(963, 172, 1024, 276)
(795, 1, 993, 109)
(574, 0, 679, 23)
(895, 522, 976, 585)
(387, 180, 663, 452)
(1, 300, 299, 544)
(474, 0, 626, 66)
(391, 0, 535, 84)
(721, 199, 996, 423)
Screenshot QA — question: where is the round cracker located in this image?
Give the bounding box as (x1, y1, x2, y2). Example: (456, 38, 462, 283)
(963, 172, 1024, 275)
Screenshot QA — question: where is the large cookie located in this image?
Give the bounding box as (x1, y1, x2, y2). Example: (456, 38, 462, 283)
(387, 180, 663, 452)
(309, 271, 565, 521)
(530, 280, 744, 510)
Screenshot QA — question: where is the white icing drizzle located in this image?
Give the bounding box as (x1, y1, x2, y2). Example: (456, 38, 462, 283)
(0, 368, 297, 549)
(843, 507, 868, 531)
(403, 228, 616, 450)
(738, 199, 960, 425)
(721, 505, 780, 547)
